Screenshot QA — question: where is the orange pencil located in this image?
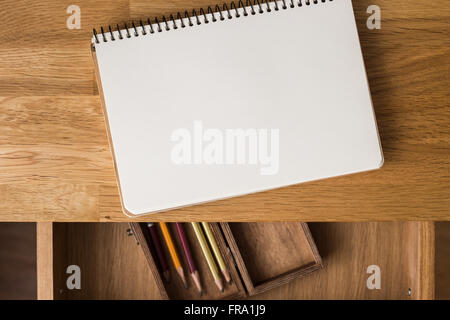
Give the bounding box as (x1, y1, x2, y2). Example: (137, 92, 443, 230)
(159, 222, 187, 288)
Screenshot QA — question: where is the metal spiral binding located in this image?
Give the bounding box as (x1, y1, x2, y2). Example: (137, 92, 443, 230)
(92, 0, 332, 44)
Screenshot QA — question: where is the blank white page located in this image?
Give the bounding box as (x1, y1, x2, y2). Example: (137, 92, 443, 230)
(93, 0, 383, 216)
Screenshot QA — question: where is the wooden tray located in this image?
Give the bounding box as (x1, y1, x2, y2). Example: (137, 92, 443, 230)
(132, 222, 322, 299)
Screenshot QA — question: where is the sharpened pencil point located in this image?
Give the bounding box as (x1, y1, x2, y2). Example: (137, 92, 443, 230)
(176, 266, 187, 289)
(221, 288, 224, 293)
(221, 269, 232, 285)
(200, 291, 203, 297)
(191, 271, 203, 295)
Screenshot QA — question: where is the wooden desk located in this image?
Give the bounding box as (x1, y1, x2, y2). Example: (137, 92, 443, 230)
(1, 1, 449, 222)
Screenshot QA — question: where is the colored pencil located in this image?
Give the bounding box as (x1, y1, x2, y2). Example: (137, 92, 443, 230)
(175, 223, 202, 295)
(201, 222, 232, 284)
(159, 222, 187, 288)
(191, 222, 224, 292)
(147, 222, 170, 282)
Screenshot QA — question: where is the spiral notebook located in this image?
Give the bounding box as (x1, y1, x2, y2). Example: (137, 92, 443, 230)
(92, 0, 383, 217)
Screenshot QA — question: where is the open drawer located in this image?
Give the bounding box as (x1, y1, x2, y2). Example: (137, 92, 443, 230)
(36, 222, 434, 299)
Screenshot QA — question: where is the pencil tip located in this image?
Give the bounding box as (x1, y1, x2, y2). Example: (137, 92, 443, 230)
(221, 288, 224, 293)
(228, 280, 232, 285)
(200, 291, 203, 297)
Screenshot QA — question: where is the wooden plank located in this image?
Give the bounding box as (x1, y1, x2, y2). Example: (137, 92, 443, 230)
(436, 222, 450, 299)
(0, 223, 36, 299)
(0, 0, 448, 221)
(36, 222, 54, 300)
(0, 0, 130, 96)
(406, 222, 435, 300)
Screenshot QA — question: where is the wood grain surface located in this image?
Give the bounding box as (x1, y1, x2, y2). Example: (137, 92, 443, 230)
(36, 222, 53, 299)
(49, 222, 161, 299)
(436, 222, 450, 299)
(0, 223, 36, 299)
(253, 221, 435, 299)
(1, 1, 449, 221)
(36, 221, 435, 299)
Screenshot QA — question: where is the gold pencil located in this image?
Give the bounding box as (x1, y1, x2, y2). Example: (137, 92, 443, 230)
(191, 222, 224, 293)
(201, 222, 232, 284)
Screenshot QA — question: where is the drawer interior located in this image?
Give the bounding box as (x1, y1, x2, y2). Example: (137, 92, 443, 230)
(254, 222, 434, 300)
(40, 223, 161, 300)
(36, 222, 434, 300)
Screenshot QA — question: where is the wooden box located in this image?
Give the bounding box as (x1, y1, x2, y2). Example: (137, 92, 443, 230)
(131, 222, 323, 299)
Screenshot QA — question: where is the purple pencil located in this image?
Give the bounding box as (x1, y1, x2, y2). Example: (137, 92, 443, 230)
(175, 223, 202, 295)
(147, 223, 170, 282)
